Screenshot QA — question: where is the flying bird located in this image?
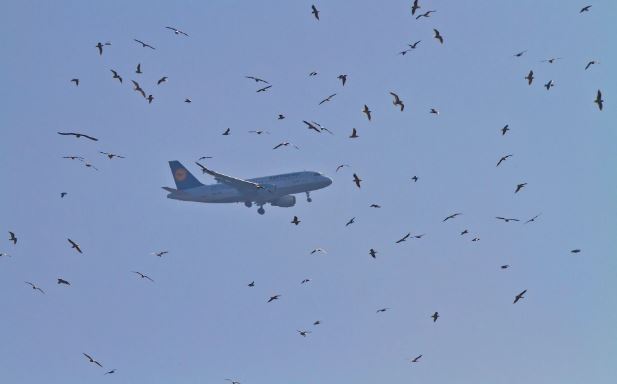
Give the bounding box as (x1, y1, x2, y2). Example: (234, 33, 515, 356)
(431, 312, 439, 322)
(110, 69, 123, 83)
(61, 192, 68, 198)
(273, 141, 299, 150)
(349, 128, 359, 138)
(417, 10, 436, 19)
(443, 213, 462, 222)
(345, 217, 355, 226)
(411, 355, 422, 363)
(411, 0, 420, 15)
(369, 204, 381, 208)
(544, 80, 555, 90)
(147, 94, 154, 104)
(184, 98, 192, 103)
(313, 320, 321, 325)
(248, 281, 255, 287)
(165, 26, 189, 36)
(580, 5, 592, 13)
(104, 369, 116, 375)
(135, 63, 142, 74)
(513, 289, 527, 304)
(249, 130, 270, 135)
(460, 229, 468, 235)
(411, 175, 418, 182)
(594, 90, 603, 111)
(267, 294, 281, 303)
(70, 78, 79, 86)
(430, 108, 439, 115)
(95, 42, 111, 55)
(376, 308, 390, 313)
(362, 105, 372, 121)
(541, 57, 562, 64)
(57, 278, 70, 285)
(525, 70, 534, 85)
(337, 74, 347, 86)
(496, 154, 513, 167)
(311, 5, 320, 20)
(291, 216, 301, 225)
(433, 28, 444, 44)
(471, 237, 480, 242)
(389, 92, 404, 111)
(151, 250, 169, 257)
(67, 238, 82, 253)
(62, 155, 85, 161)
(25, 282, 45, 294)
(134, 39, 155, 49)
(222, 128, 231, 135)
(83, 353, 103, 367)
(399, 49, 411, 56)
(132, 271, 154, 282)
(99, 151, 125, 159)
(352, 173, 362, 188)
(496, 217, 520, 223)
(157, 76, 168, 85)
(501, 265, 510, 269)
(396, 233, 411, 243)
(571, 249, 581, 253)
(336, 164, 350, 172)
(303, 120, 321, 133)
(501, 124, 510, 135)
(310, 248, 327, 254)
(245, 76, 269, 84)
(131, 80, 146, 98)
(515, 183, 527, 193)
(309, 71, 318, 77)
(369, 249, 377, 259)
(298, 330, 311, 337)
(319, 93, 337, 105)
(256, 85, 272, 93)
(8, 231, 17, 244)
(408, 40, 421, 49)
(277, 114, 285, 120)
(301, 278, 311, 284)
(514, 50, 527, 57)
(584, 60, 598, 70)
(57, 132, 98, 141)
(524, 214, 541, 224)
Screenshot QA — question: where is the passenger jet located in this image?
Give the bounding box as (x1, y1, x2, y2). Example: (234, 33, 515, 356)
(163, 161, 333, 214)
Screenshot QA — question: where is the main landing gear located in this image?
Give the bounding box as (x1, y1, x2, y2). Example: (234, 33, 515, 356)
(257, 205, 265, 215)
(244, 201, 252, 208)
(306, 191, 312, 203)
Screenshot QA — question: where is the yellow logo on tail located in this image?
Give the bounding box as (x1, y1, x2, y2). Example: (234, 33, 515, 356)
(174, 168, 187, 181)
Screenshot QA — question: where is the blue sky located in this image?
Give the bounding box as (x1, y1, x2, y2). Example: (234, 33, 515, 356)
(1, 1, 616, 383)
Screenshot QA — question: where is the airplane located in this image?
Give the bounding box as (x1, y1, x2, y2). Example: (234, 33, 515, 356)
(163, 161, 333, 215)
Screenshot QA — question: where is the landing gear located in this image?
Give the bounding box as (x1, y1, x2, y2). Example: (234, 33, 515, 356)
(244, 201, 253, 208)
(257, 206, 265, 215)
(306, 191, 312, 203)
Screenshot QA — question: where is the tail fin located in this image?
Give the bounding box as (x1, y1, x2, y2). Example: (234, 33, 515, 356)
(168, 161, 204, 190)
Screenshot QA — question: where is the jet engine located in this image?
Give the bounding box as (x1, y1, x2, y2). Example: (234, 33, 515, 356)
(270, 195, 296, 207)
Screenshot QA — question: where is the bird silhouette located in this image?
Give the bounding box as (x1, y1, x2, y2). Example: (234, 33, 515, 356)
(431, 312, 439, 322)
(8, 231, 17, 244)
(349, 128, 359, 138)
(70, 78, 79, 86)
(133, 39, 155, 49)
(132, 271, 154, 282)
(353, 173, 362, 188)
(25, 282, 45, 294)
(83, 353, 103, 367)
(57, 278, 70, 285)
(496, 154, 513, 167)
(165, 26, 189, 36)
(67, 238, 82, 253)
(291, 216, 301, 225)
(443, 213, 462, 222)
(362, 105, 372, 121)
(337, 74, 347, 86)
(311, 5, 319, 20)
(110, 69, 123, 83)
(515, 183, 527, 193)
(411, 0, 420, 15)
(433, 28, 444, 44)
(369, 249, 377, 259)
(513, 289, 527, 304)
(595, 90, 603, 111)
(389, 92, 404, 111)
(57, 132, 98, 141)
(525, 70, 534, 85)
(267, 294, 280, 303)
(135, 63, 142, 74)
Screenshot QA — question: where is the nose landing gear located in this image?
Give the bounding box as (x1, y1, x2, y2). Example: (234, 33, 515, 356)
(257, 206, 265, 215)
(306, 191, 312, 203)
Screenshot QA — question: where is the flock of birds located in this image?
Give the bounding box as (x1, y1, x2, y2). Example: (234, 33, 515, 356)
(2, 2, 606, 381)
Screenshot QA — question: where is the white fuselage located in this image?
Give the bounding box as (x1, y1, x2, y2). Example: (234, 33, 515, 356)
(166, 171, 332, 205)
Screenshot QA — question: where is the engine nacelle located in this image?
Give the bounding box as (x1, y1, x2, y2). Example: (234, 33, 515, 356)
(270, 195, 296, 207)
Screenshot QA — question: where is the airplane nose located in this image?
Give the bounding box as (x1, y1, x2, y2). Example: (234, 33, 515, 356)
(324, 176, 333, 186)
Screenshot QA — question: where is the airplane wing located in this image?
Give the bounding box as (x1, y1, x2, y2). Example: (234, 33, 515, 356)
(195, 162, 262, 192)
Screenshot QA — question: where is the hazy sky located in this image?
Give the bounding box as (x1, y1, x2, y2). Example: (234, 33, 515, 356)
(1, 1, 616, 383)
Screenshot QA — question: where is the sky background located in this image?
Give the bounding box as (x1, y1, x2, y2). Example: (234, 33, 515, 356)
(1, 1, 616, 383)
